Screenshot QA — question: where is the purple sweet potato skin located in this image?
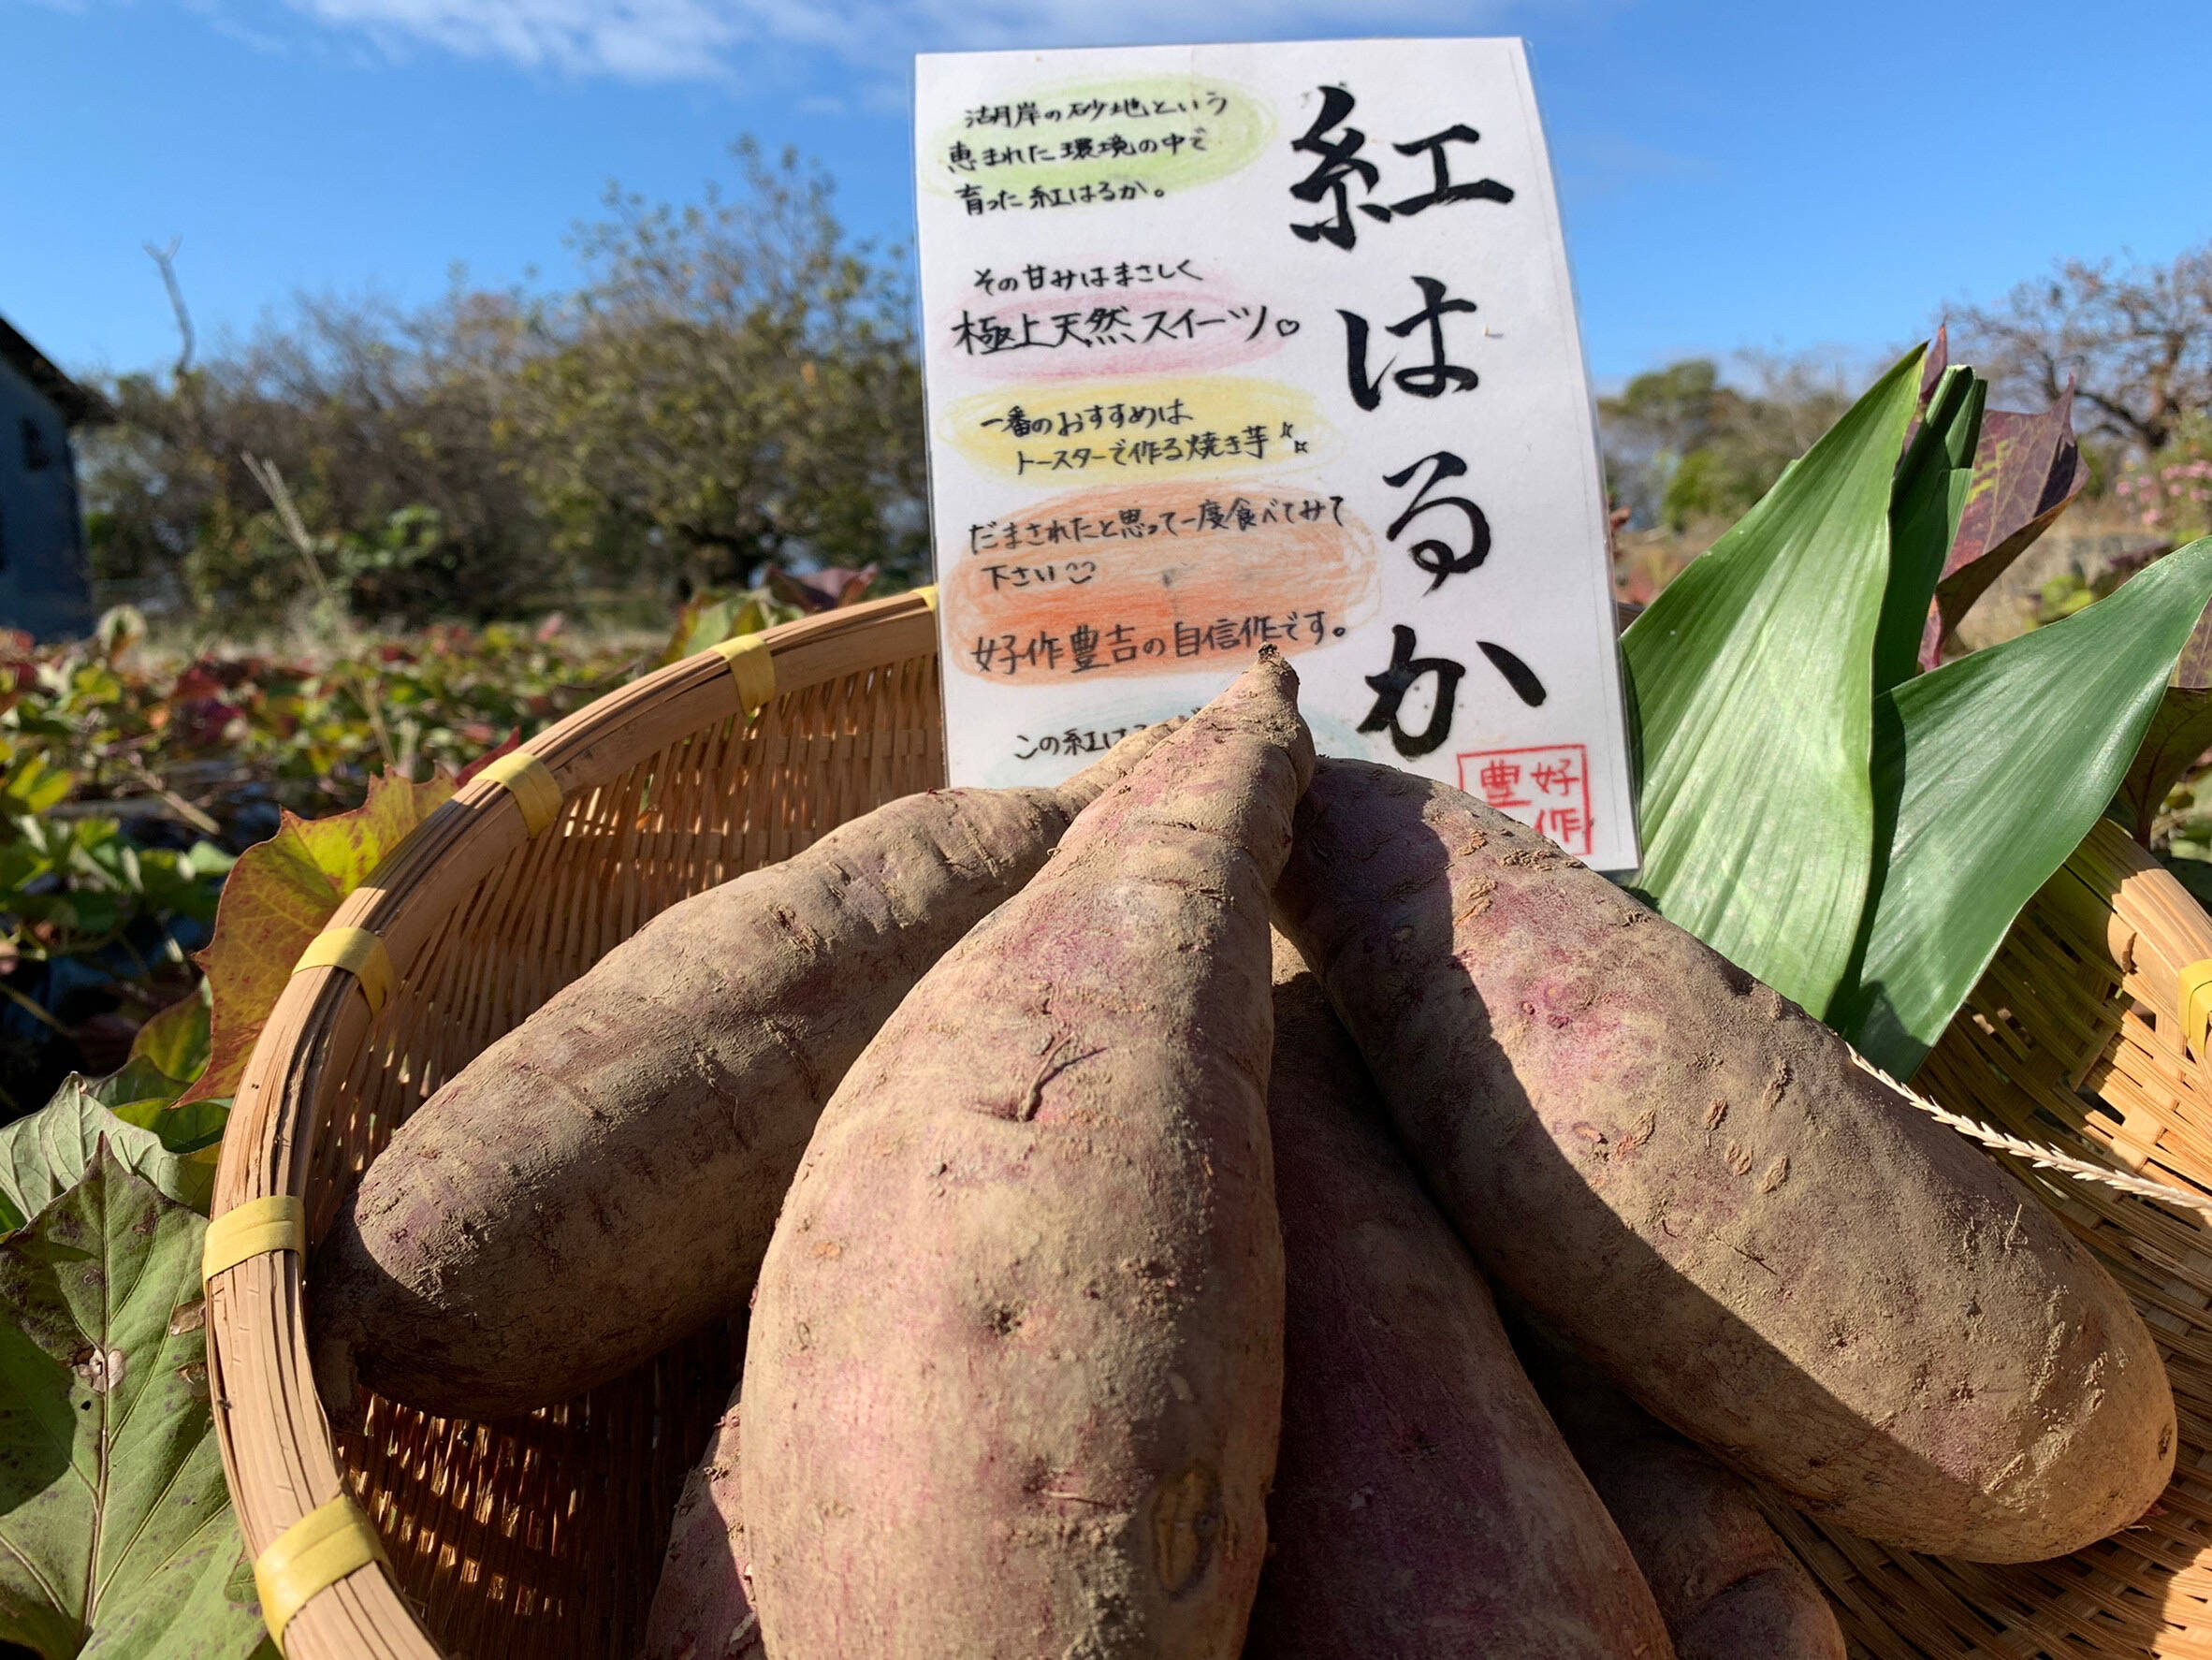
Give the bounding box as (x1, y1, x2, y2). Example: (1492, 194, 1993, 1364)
(1519, 1329, 1843, 1660)
(313, 722, 1179, 1420)
(1273, 759, 2175, 1563)
(1249, 937, 1674, 1660)
(645, 1402, 765, 1660)
(741, 655, 1310, 1659)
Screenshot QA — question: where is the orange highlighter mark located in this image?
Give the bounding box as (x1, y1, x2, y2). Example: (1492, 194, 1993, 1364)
(949, 479, 1381, 681)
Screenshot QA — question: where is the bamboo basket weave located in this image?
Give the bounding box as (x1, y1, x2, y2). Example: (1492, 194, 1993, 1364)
(206, 592, 2212, 1659)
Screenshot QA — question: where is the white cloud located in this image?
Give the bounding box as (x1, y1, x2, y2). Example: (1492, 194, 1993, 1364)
(285, 0, 743, 78)
(267, 0, 1533, 83)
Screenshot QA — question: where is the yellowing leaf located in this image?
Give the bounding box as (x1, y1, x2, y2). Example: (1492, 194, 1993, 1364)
(182, 771, 453, 1106)
(127, 980, 211, 1086)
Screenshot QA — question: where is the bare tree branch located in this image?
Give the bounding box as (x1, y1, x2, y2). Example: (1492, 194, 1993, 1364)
(1951, 242, 2212, 455)
(143, 238, 195, 383)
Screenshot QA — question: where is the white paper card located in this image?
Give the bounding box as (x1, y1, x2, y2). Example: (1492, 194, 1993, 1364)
(914, 37, 1638, 870)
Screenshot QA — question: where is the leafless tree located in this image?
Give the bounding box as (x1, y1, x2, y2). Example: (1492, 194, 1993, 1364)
(1950, 242, 2212, 454)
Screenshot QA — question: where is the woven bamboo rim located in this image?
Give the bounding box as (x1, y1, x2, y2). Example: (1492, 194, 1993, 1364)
(210, 598, 2212, 1658)
(207, 590, 943, 1659)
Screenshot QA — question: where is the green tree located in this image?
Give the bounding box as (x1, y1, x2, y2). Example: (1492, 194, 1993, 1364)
(517, 139, 928, 595)
(1601, 353, 1854, 531)
(81, 283, 551, 624)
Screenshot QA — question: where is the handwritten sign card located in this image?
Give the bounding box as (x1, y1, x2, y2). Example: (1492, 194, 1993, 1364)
(914, 38, 1638, 869)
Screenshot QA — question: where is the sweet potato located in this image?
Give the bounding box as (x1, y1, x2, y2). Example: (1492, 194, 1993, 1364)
(646, 1400, 765, 1660)
(1516, 1324, 1843, 1660)
(740, 652, 1310, 1659)
(1249, 935, 1673, 1660)
(313, 721, 1179, 1420)
(1273, 760, 2174, 1562)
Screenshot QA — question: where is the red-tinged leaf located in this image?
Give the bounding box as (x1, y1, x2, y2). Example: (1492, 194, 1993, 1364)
(2175, 604, 2212, 690)
(181, 771, 454, 1106)
(1919, 384, 2090, 666)
(2115, 687, 2212, 844)
(457, 730, 521, 784)
(765, 564, 878, 613)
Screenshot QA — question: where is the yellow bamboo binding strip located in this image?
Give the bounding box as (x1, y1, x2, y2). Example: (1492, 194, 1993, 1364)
(255, 1494, 389, 1652)
(2183, 958, 2212, 1057)
(290, 926, 393, 1018)
(202, 1194, 306, 1284)
(913, 584, 939, 610)
(712, 632, 777, 717)
(477, 748, 563, 836)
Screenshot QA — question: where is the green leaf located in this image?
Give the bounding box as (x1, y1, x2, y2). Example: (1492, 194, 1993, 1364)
(127, 982, 211, 1087)
(0, 1148, 269, 1659)
(1841, 536, 2212, 1074)
(1623, 345, 1927, 1014)
(0, 1081, 211, 1235)
(2112, 687, 2212, 844)
(105, 1096, 229, 1160)
(660, 590, 776, 665)
(1873, 365, 1984, 696)
(0, 754, 74, 818)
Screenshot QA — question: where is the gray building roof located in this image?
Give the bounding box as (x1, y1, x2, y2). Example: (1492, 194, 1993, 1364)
(0, 313, 112, 428)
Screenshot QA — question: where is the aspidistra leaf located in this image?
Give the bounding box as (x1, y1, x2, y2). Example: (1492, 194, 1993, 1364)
(1623, 345, 1926, 1014)
(1874, 366, 1984, 696)
(1842, 536, 2212, 1073)
(0, 1147, 268, 1659)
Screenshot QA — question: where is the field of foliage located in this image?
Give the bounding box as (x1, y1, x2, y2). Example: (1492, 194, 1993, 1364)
(0, 586, 827, 1118)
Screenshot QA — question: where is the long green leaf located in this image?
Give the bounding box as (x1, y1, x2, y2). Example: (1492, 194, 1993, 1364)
(1874, 365, 1984, 696)
(1623, 346, 1926, 1013)
(1841, 536, 2212, 1074)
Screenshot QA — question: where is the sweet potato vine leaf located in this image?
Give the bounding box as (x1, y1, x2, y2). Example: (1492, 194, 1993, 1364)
(1919, 384, 2089, 667)
(1623, 345, 1925, 1016)
(182, 770, 453, 1107)
(127, 981, 211, 1088)
(0, 1079, 211, 1235)
(0, 1145, 270, 1659)
(1840, 536, 2212, 1075)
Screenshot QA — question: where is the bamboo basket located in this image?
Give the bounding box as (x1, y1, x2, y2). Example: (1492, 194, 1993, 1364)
(206, 591, 2212, 1659)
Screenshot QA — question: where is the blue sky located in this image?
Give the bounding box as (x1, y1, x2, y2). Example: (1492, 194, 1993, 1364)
(5, 0, 2206, 389)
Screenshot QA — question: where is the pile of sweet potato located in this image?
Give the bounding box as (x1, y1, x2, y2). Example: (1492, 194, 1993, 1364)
(315, 653, 2177, 1660)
